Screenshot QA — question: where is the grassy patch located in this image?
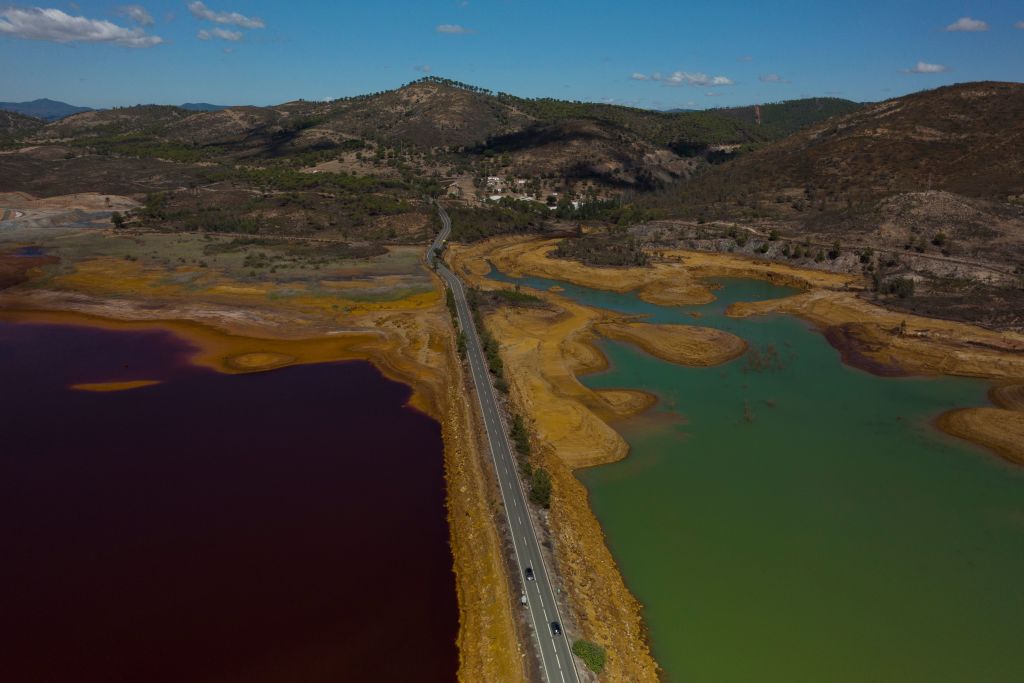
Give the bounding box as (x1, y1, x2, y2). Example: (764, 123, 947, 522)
(572, 640, 607, 674)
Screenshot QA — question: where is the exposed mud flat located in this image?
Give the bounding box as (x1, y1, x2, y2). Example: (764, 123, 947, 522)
(992, 383, 1024, 410)
(595, 321, 747, 367)
(728, 289, 1024, 381)
(938, 382, 1024, 466)
(71, 379, 162, 392)
(936, 407, 1024, 465)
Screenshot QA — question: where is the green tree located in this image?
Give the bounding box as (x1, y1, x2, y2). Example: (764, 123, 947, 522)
(510, 414, 531, 456)
(110, 211, 125, 229)
(529, 468, 552, 508)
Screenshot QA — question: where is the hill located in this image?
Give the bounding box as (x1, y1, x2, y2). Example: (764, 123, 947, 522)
(36, 105, 195, 139)
(6, 79, 857, 193)
(709, 97, 862, 139)
(180, 103, 235, 112)
(0, 98, 93, 121)
(654, 82, 1024, 214)
(635, 81, 1024, 329)
(0, 110, 44, 139)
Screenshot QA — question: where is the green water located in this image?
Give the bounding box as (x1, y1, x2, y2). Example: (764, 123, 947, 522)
(491, 270, 1024, 682)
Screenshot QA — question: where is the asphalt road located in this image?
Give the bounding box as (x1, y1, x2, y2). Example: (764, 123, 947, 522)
(429, 206, 581, 683)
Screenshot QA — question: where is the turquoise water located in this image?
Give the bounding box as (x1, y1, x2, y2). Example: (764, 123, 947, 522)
(491, 269, 1024, 682)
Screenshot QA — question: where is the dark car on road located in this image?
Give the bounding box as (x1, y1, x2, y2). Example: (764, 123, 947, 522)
(550, 621, 562, 636)
(525, 567, 535, 581)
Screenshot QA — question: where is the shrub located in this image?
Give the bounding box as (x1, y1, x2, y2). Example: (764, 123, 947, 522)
(493, 289, 541, 306)
(887, 277, 915, 299)
(456, 331, 467, 359)
(510, 414, 531, 456)
(529, 468, 552, 508)
(572, 640, 606, 673)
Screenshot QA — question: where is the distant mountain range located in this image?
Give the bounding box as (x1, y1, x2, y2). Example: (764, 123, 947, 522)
(180, 103, 234, 112)
(0, 99, 93, 122)
(0, 99, 236, 121)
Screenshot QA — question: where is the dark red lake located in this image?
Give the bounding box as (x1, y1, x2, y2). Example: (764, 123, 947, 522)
(0, 321, 458, 682)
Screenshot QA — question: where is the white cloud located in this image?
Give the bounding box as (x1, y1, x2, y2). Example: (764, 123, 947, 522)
(945, 17, 988, 32)
(660, 71, 734, 87)
(1015, 21, 1024, 29)
(120, 4, 154, 26)
(436, 23, 474, 34)
(198, 27, 241, 41)
(759, 73, 790, 83)
(187, 2, 264, 29)
(414, 64, 431, 73)
(906, 61, 949, 74)
(0, 7, 163, 47)
(705, 91, 724, 97)
(632, 70, 735, 87)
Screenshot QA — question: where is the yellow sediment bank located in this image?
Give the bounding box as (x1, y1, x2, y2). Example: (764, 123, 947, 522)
(486, 235, 1024, 467)
(440, 320, 526, 682)
(71, 380, 161, 392)
(936, 408, 1024, 466)
(473, 237, 859, 309)
(0, 269, 524, 681)
(991, 383, 1024, 410)
(727, 290, 1024, 381)
(595, 321, 747, 367)
(939, 382, 1024, 466)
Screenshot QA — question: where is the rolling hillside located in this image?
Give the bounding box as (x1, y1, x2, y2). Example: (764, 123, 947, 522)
(652, 81, 1024, 216)
(7, 78, 858, 192)
(0, 110, 44, 139)
(637, 81, 1024, 329)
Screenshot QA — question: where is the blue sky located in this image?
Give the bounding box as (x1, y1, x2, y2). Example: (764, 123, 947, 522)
(1, 1, 1021, 109)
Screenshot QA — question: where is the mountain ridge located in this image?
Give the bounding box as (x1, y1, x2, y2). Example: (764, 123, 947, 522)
(0, 98, 93, 122)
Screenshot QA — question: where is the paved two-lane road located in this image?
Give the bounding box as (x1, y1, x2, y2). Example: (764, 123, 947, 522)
(429, 206, 580, 683)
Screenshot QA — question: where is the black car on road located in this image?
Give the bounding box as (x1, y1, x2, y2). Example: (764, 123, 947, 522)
(550, 621, 562, 636)
(525, 567, 535, 581)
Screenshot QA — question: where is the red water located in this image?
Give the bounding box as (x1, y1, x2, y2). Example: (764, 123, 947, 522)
(0, 322, 458, 682)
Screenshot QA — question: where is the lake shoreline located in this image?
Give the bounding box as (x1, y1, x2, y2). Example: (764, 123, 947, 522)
(450, 233, 1024, 681)
(0, 290, 525, 682)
